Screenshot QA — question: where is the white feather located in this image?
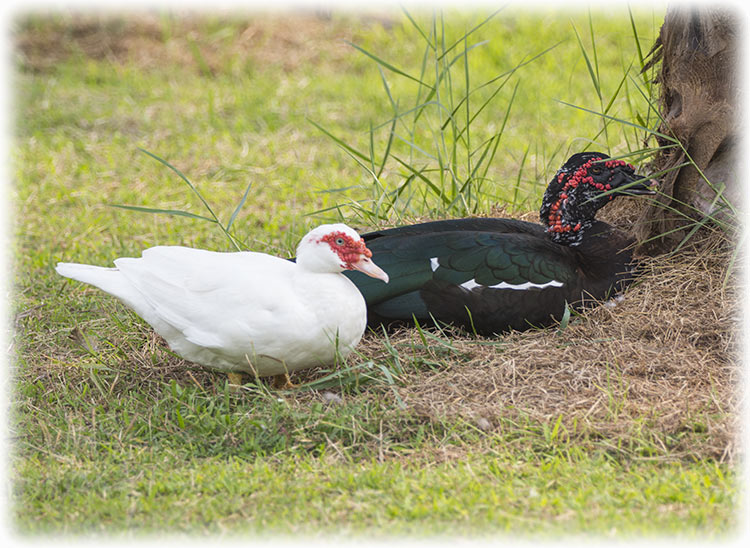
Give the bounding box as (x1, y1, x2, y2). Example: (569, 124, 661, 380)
(56, 224, 380, 376)
(458, 278, 563, 291)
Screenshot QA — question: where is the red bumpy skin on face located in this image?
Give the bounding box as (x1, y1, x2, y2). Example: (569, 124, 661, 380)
(320, 231, 372, 269)
(545, 156, 635, 233)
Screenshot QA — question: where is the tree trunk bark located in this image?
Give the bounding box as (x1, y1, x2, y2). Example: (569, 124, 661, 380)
(635, 5, 740, 251)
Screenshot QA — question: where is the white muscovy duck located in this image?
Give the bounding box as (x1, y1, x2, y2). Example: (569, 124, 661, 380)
(56, 224, 389, 386)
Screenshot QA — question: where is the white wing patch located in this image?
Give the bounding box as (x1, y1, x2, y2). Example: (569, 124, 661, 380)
(430, 256, 563, 291)
(459, 279, 564, 291)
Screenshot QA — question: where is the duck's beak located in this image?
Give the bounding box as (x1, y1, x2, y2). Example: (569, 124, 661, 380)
(614, 172, 659, 196)
(622, 177, 659, 195)
(351, 256, 389, 283)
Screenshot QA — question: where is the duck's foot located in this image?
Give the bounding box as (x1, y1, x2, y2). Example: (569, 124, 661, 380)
(227, 371, 245, 392)
(272, 373, 297, 390)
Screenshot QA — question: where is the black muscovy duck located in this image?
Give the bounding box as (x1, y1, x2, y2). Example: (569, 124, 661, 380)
(344, 152, 655, 336)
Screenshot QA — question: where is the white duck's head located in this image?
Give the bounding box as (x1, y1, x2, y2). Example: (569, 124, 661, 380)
(296, 224, 389, 282)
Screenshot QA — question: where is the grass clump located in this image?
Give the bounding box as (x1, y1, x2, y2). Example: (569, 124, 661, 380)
(309, 8, 550, 224)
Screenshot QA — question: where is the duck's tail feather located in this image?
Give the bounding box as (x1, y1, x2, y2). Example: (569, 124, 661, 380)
(55, 262, 142, 310)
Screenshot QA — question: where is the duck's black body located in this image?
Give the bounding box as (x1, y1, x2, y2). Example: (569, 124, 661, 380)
(344, 152, 654, 336)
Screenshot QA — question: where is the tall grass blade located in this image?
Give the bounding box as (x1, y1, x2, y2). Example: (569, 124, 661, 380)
(442, 41, 561, 133)
(307, 118, 370, 163)
(391, 155, 450, 205)
(586, 10, 601, 96)
(556, 100, 678, 142)
(227, 181, 253, 231)
(571, 21, 601, 101)
(378, 115, 398, 179)
(109, 204, 217, 223)
(437, 6, 504, 61)
(512, 146, 530, 210)
(628, 5, 653, 94)
(603, 64, 631, 116)
(401, 6, 434, 49)
(345, 40, 434, 89)
(463, 33, 472, 175)
(137, 149, 243, 250)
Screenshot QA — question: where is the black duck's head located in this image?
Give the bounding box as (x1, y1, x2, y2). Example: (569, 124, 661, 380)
(539, 152, 655, 246)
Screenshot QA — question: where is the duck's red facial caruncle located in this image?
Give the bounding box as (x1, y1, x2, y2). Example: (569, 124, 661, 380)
(546, 156, 626, 235)
(320, 231, 389, 282)
(540, 152, 655, 246)
(320, 231, 371, 266)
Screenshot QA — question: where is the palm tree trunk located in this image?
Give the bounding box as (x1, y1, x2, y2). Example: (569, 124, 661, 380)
(635, 5, 740, 251)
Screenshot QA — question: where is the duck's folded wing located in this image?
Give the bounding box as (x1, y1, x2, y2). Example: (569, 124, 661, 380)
(344, 231, 581, 332)
(114, 246, 298, 349)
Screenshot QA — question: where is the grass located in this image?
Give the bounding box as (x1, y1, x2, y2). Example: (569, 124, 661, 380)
(10, 6, 740, 539)
(14, 452, 734, 536)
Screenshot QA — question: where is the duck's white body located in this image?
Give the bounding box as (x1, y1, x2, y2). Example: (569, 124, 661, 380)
(56, 224, 388, 377)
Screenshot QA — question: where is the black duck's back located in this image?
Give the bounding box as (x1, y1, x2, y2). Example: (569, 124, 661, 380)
(362, 217, 545, 241)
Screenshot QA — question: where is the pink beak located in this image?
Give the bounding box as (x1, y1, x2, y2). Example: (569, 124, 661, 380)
(351, 256, 389, 283)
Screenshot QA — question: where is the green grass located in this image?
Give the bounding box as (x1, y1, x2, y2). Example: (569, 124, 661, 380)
(10, 6, 739, 538)
(14, 452, 734, 536)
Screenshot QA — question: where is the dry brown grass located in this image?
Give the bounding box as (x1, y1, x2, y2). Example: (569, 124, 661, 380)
(14, 12, 388, 75)
(339, 226, 740, 463)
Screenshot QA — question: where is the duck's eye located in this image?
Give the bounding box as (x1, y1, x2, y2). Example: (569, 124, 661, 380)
(335, 237, 345, 246)
(590, 166, 602, 175)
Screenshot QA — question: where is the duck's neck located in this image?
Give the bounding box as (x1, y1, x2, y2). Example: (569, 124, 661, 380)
(295, 248, 345, 275)
(569, 221, 636, 283)
(544, 218, 593, 246)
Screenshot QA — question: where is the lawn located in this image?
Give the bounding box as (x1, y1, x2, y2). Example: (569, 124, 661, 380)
(9, 6, 740, 539)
